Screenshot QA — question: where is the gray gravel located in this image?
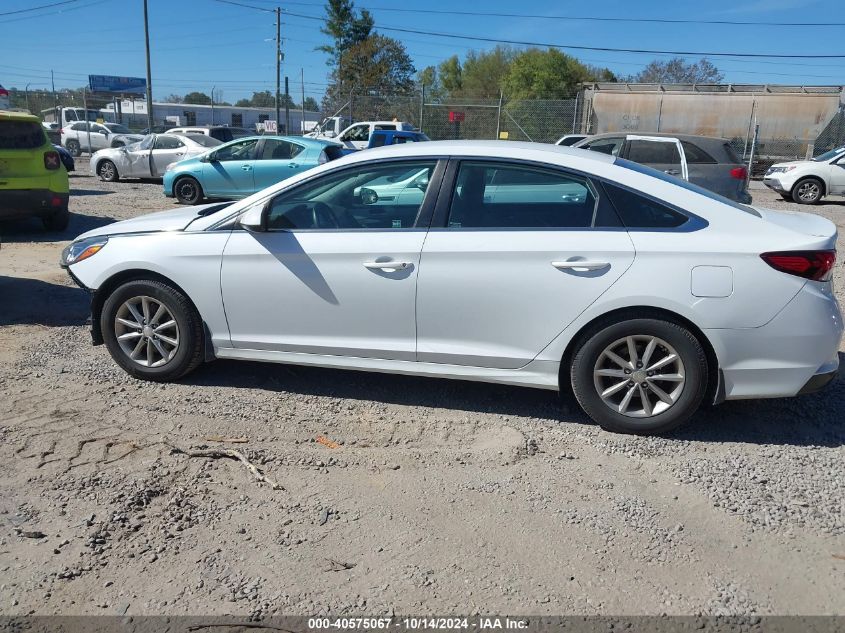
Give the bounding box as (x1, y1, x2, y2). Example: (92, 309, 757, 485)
(0, 166, 843, 616)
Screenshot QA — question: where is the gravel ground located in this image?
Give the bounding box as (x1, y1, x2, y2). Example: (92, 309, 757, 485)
(0, 165, 843, 617)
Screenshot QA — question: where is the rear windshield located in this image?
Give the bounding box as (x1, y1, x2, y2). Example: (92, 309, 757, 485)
(0, 120, 45, 149)
(187, 135, 222, 147)
(614, 157, 761, 217)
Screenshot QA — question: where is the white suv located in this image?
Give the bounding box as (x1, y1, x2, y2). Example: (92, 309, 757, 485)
(763, 145, 845, 204)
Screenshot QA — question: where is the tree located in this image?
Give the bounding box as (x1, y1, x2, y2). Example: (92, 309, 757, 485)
(502, 48, 590, 99)
(302, 96, 320, 111)
(163, 94, 183, 103)
(318, 0, 373, 69)
(460, 46, 515, 98)
(183, 91, 212, 105)
(437, 56, 462, 97)
(247, 90, 275, 108)
(337, 34, 414, 94)
(635, 57, 723, 84)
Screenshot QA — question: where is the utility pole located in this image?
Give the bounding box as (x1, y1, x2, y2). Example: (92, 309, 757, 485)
(284, 76, 290, 134)
(211, 85, 215, 125)
(300, 68, 305, 135)
(143, 0, 154, 130)
(275, 6, 281, 129)
(51, 70, 56, 106)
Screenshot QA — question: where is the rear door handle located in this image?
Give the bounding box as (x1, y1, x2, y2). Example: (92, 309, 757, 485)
(288, 163, 298, 168)
(552, 260, 610, 271)
(364, 261, 412, 271)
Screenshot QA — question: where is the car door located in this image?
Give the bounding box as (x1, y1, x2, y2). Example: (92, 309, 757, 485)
(91, 123, 111, 151)
(201, 138, 258, 198)
(577, 136, 625, 157)
(416, 160, 635, 369)
(339, 123, 371, 150)
(828, 153, 845, 195)
(123, 134, 155, 177)
(149, 134, 187, 177)
(252, 138, 308, 190)
(220, 159, 442, 359)
(623, 135, 689, 181)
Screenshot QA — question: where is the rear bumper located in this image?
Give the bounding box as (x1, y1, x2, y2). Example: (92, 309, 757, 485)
(0, 189, 68, 219)
(707, 281, 842, 400)
(797, 365, 839, 395)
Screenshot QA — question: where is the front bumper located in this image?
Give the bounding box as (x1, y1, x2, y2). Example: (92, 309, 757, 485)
(763, 177, 788, 193)
(0, 189, 69, 219)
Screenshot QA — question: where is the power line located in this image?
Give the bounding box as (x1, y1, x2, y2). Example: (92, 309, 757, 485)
(210, 0, 273, 12)
(0, 0, 108, 23)
(0, 0, 82, 16)
(283, 10, 845, 59)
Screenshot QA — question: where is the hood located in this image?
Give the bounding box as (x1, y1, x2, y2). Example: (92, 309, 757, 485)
(769, 160, 810, 169)
(754, 206, 837, 239)
(75, 203, 227, 240)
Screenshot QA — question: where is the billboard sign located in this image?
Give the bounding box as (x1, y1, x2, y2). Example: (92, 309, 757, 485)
(88, 75, 147, 95)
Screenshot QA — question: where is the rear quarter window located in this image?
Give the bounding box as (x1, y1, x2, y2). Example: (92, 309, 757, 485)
(0, 120, 45, 149)
(681, 141, 717, 164)
(603, 182, 688, 229)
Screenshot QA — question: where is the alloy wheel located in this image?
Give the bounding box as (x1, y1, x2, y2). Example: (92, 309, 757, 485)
(592, 335, 686, 418)
(797, 181, 820, 202)
(114, 296, 180, 368)
(99, 161, 115, 180)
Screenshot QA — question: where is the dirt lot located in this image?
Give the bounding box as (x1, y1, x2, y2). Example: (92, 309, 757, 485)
(1, 165, 844, 617)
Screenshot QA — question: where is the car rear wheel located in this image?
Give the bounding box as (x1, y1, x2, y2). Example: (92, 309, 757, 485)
(570, 318, 708, 435)
(101, 279, 204, 381)
(65, 140, 81, 157)
(42, 206, 69, 232)
(97, 160, 119, 182)
(174, 176, 204, 205)
(792, 178, 823, 204)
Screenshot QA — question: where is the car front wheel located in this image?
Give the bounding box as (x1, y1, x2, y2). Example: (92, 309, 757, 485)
(101, 279, 204, 381)
(174, 176, 204, 205)
(97, 160, 119, 182)
(570, 318, 708, 435)
(792, 178, 823, 204)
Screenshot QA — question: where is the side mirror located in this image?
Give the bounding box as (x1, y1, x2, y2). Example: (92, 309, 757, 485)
(414, 177, 429, 191)
(359, 187, 379, 205)
(239, 203, 266, 232)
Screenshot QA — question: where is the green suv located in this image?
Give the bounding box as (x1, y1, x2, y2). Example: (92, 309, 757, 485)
(0, 110, 69, 231)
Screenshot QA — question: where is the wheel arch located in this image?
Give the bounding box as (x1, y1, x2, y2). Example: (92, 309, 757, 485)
(558, 305, 720, 404)
(90, 269, 206, 352)
(790, 175, 826, 196)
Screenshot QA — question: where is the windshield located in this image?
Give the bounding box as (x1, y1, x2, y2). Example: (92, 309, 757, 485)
(813, 146, 845, 162)
(106, 123, 133, 134)
(614, 157, 761, 217)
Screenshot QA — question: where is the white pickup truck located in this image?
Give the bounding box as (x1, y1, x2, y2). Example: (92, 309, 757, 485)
(307, 117, 416, 150)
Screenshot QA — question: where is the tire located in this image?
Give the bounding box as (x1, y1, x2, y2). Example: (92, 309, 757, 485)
(791, 177, 824, 204)
(100, 279, 204, 382)
(65, 139, 81, 157)
(174, 176, 204, 205)
(97, 159, 119, 182)
(42, 205, 70, 232)
(570, 318, 708, 435)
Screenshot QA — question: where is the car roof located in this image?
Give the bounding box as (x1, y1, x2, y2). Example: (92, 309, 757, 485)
(584, 131, 731, 143)
(0, 109, 40, 123)
(335, 139, 617, 165)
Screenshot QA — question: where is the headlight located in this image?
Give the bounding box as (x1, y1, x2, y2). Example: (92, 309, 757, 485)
(61, 236, 108, 266)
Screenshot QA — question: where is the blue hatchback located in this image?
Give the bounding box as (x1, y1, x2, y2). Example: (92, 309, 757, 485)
(163, 135, 342, 204)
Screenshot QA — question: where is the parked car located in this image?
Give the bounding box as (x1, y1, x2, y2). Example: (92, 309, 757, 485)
(168, 126, 254, 143)
(43, 121, 61, 144)
(90, 133, 222, 182)
(54, 144, 75, 172)
(555, 134, 588, 146)
(763, 145, 845, 204)
(140, 124, 176, 134)
(61, 140, 841, 435)
(574, 133, 751, 203)
(0, 110, 69, 230)
(325, 120, 416, 150)
(338, 129, 430, 157)
(163, 135, 342, 204)
(61, 121, 143, 155)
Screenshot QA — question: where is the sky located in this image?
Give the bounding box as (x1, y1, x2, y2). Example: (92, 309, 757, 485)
(0, 0, 843, 105)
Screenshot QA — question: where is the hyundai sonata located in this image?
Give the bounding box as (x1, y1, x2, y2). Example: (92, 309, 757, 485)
(61, 141, 842, 435)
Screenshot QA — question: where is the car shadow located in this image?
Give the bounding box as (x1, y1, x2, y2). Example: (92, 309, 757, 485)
(183, 351, 845, 448)
(69, 188, 115, 196)
(0, 275, 90, 327)
(0, 212, 117, 243)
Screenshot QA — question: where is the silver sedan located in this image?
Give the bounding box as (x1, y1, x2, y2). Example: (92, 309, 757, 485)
(89, 133, 222, 182)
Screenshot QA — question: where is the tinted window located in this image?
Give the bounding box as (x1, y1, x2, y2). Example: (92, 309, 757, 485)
(369, 134, 387, 148)
(604, 182, 688, 228)
(106, 123, 132, 134)
(681, 141, 717, 164)
(266, 160, 436, 230)
(0, 120, 45, 149)
(260, 139, 303, 160)
(626, 139, 681, 164)
(723, 143, 742, 163)
(214, 139, 258, 161)
(374, 124, 397, 131)
(154, 135, 185, 150)
(448, 162, 600, 229)
(582, 137, 623, 156)
(186, 135, 221, 147)
(341, 125, 369, 142)
(71, 122, 87, 131)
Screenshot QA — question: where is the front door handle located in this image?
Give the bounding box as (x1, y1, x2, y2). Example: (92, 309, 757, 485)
(241, 165, 252, 171)
(552, 260, 610, 272)
(664, 169, 680, 175)
(364, 261, 412, 272)
(288, 163, 298, 168)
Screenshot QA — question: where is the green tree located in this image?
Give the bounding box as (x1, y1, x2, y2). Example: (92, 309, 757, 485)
(338, 34, 414, 93)
(634, 57, 723, 84)
(302, 96, 320, 111)
(502, 48, 590, 99)
(459, 46, 515, 98)
(248, 90, 275, 108)
(318, 0, 373, 69)
(437, 56, 462, 97)
(183, 91, 212, 105)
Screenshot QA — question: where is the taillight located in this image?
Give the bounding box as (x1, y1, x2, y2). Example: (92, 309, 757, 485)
(760, 250, 836, 281)
(44, 151, 61, 170)
(730, 166, 747, 180)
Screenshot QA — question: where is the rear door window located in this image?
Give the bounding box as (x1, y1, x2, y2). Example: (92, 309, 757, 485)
(626, 139, 681, 164)
(0, 120, 45, 149)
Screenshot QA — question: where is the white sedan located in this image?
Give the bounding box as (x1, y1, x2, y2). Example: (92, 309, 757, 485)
(89, 133, 221, 182)
(763, 145, 845, 204)
(61, 141, 842, 435)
